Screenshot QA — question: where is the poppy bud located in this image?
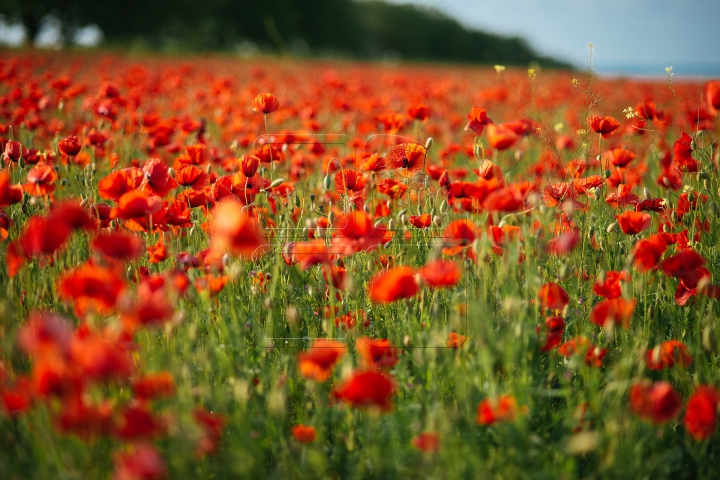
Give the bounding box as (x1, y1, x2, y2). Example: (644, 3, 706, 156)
(58, 136, 82, 156)
(251, 93, 280, 114)
(323, 174, 332, 190)
(263, 297, 273, 309)
(708, 201, 719, 218)
(294, 195, 300, 208)
(439, 200, 448, 215)
(671, 211, 677, 222)
(425, 138, 433, 150)
(643, 187, 650, 199)
(473, 144, 482, 158)
(662, 224, 670, 233)
(363, 204, 370, 213)
(268, 178, 285, 189)
(310, 194, 316, 203)
(432, 215, 443, 227)
(606, 222, 617, 233)
(388, 219, 395, 230)
(703, 326, 717, 353)
(604, 169, 611, 179)
(703, 179, 709, 190)
(328, 210, 335, 225)
(286, 305, 299, 325)
(18, 157, 25, 169)
(400, 214, 407, 225)
(559, 264, 571, 281)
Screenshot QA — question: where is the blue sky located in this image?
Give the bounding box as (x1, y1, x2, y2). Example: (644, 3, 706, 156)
(385, 0, 720, 76)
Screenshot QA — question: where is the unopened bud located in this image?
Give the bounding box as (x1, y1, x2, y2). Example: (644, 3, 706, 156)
(606, 222, 617, 233)
(322, 174, 332, 190)
(439, 199, 448, 215)
(425, 138, 433, 150)
(432, 215, 442, 227)
(703, 325, 717, 353)
(363, 204, 370, 213)
(269, 178, 286, 189)
(604, 169, 611, 179)
(643, 187, 651, 199)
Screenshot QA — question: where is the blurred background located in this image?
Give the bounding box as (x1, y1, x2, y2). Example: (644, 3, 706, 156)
(1, 0, 718, 76)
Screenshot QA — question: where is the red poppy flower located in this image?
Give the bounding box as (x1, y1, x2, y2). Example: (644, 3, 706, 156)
(632, 234, 667, 271)
(58, 136, 82, 156)
(593, 271, 630, 299)
(411, 432, 440, 452)
(111, 191, 163, 220)
(418, 259, 461, 288)
(408, 213, 431, 229)
(537, 316, 565, 352)
(629, 380, 682, 424)
(385, 143, 426, 171)
(587, 115, 620, 138)
(684, 385, 719, 440)
(483, 185, 524, 212)
(98, 168, 144, 200)
(210, 198, 267, 259)
(465, 106, 490, 134)
(292, 424, 317, 443)
(114, 443, 167, 480)
(252, 93, 280, 114)
(356, 337, 399, 369)
(486, 122, 519, 151)
(58, 262, 126, 317)
(616, 211, 651, 235)
(447, 332, 467, 349)
(589, 298, 636, 328)
(333, 370, 395, 412)
(705, 80, 720, 112)
(173, 164, 208, 191)
(661, 248, 707, 285)
(133, 372, 176, 400)
(298, 339, 346, 382)
(0, 170, 23, 207)
(3, 140, 27, 163)
(70, 327, 134, 380)
(547, 230, 580, 255)
(142, 158, 177, 197)
(538, 282, 570, 311)
(23, 164, 57, 196)
(477, 394, 524, 425)
(368, 266, 419, 303)
(239, 154, 260, 177)
(645, 341, 693, 370)
(92, 232, 144, 261)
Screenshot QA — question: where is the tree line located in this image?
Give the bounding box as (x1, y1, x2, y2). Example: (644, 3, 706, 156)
(0, 0, 572, 68)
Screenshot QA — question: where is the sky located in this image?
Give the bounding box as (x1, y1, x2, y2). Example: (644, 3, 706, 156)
(385, 0, 720, 76)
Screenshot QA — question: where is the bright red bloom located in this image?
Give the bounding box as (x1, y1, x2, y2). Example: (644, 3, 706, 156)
(705, 80, 720, 112)
(3, 140, 27, 163)
(292, 424, 317, 443)
(368, 266, 419, 303)
(465, 106, 490, 134)
(537, 316, 565, 352)
(211, 198, 267, 259)
(408, 213, 431, 228)
(629, 380, 682, 424)
(684, 385, 719, 440)
(486, 122, 519, 150)
(418, 259, 461, 288)
(407, 103, 430, 122)
(252, 93, 280, 114)
(298, 339, 346, 382)
(92, 232, 144, 261)
(477, 394, 524, 425)
(333, 370, 396, 412)
(645, 341, 693, 370)
(133, 372, 176, 400)
(632, 234, 668, 271)
(142, 158, 177, 197)
(239, 154, 260, 178)
(411, 432, 440, 452)
(58, 136, 82, 156)
(447, 332, 467, 349)
(616, 211, 651, 235)
(537, 282, 570, 311)
(593, 271, 630, 299)
(356, 337, 399, 369)
(385, 143, 426, 171)
(111, 191, 163, 220)
(23, 164, 57, 196)
(590, 298, 635, 328)
(661, 248, 707, 285)
(114, 443, 167, 480)
(98, 168, 143, 201)
(587, 115, 620, 138)
(0, 170, 23, 207)
(57, 262, 126, 317)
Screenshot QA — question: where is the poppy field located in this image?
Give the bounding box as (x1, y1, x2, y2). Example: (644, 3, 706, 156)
(1, 50, 720, 479)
